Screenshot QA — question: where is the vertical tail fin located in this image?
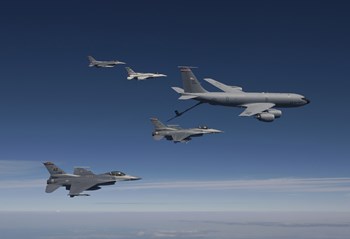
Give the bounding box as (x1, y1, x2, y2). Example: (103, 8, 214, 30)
(88, 56, 96, 63)
(43, 162, 66, 175)
(179, 66, 207, 93)
(150, 118, 167, 130)
(125, 67, 136, 76)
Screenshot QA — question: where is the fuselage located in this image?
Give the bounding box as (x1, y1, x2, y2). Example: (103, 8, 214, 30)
(185, 92, 309, 108)
(128, 73, 167, 80)
(153, 127, 222, 142)
(93, 61, 119, 67)
(90, 60, 125, 68)
(47, 173, 139, 190)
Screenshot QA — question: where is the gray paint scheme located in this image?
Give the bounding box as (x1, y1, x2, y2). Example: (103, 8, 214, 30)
(88, 55, 126, 68)
(171, 67, 310, 122)
(43, 162, 141, 197)
(151, 118, 222, 143)
(125, 67, 167, 80)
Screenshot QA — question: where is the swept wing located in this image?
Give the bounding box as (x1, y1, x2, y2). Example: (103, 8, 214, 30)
(239, 103, 275, 117)
(170, 132, 193, 142)
(69, 182, 97, 196)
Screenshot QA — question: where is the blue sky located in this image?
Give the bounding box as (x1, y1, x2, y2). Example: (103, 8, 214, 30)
(0, 0, 350, 218)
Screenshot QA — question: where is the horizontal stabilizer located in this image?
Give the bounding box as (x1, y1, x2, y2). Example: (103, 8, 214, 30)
(179, 95, 198, 100)
(153, 135, 164, 141)
(45, 184, 60, 193)
(203, 78, 243, 93)
(171, 87, 184, 94)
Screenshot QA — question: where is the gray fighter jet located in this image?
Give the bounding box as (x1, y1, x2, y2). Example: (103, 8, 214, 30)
(126, 67, 167, 80)
(170, 66, 310, 122)
(43, 162, 140, 197)
(151, 118, 222, 143)
(88, 55, 126, 68)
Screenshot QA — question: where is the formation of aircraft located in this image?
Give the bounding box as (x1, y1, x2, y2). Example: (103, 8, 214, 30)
(170, 66, 310, 122)
(43, 162, 140, 197)
(151, 118, 222, 143)
(88, 55, 126, 68)
(41, 58, 311, 197)
(125, 67, 167, 80)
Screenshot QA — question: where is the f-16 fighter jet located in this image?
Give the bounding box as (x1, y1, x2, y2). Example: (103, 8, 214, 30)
(88, 55, 125, 68)
(43, 162, 141, 197)
(170, 66, 310, 122)
(125, 67, 167, 80)
(151, 118, 222, 143)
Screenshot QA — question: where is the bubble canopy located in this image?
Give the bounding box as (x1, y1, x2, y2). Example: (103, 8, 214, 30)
(105, 171, 126, 176)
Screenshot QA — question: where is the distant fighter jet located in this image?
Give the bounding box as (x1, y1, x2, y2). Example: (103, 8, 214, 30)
(125, 67, 167, 80)
(169, 66, 310, 122)
(43, 162, 140, 197)
(88, 55, 126, 68)
(151, 118, 222, 143)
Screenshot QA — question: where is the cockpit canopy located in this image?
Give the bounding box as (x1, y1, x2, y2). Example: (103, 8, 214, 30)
(106, 171, 126, 176)
(198, 125, 208, 129)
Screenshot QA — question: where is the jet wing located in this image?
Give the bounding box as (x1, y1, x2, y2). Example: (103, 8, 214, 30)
(203, 78, 243, 93)
(74, 168, 95, 176)
(69, 182, 97, 196)
(170, 132, 193, 142)
(137, 76, 149, 80)
(239, 103, 275, 117)
(45, 184, 60, 193)
(179, 95, 198, 100)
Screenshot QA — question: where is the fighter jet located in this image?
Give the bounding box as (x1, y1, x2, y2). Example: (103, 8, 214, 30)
(88, 55, 125, 68)
(169, 66, 310, 122)
(125, 67, 167, 80)
(151, 118, 222, 143)
(43, 162, 140, 197)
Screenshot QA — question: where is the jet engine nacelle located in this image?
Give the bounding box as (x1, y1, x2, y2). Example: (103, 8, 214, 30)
(267, 109, 282, 118)
(256, 112, 275, 122)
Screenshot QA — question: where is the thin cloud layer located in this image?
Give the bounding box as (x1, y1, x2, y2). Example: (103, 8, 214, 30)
(116, 177, 350, 193)
(0, 160, 42, 176)
(1, 175, 350, 193)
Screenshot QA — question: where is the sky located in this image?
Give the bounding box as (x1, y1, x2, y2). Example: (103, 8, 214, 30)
(0, 0, 350, 238)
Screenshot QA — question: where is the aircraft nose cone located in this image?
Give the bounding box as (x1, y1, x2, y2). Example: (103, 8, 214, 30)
(130, 176, 142, 181)
(302, 97, 311, 104)
(211, 129, 223, 133)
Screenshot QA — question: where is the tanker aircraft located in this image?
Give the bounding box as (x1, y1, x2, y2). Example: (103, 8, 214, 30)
(169, 66, 310, 122)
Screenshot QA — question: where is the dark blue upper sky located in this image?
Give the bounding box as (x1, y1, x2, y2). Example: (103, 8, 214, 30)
(0, 0, 350, 211)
